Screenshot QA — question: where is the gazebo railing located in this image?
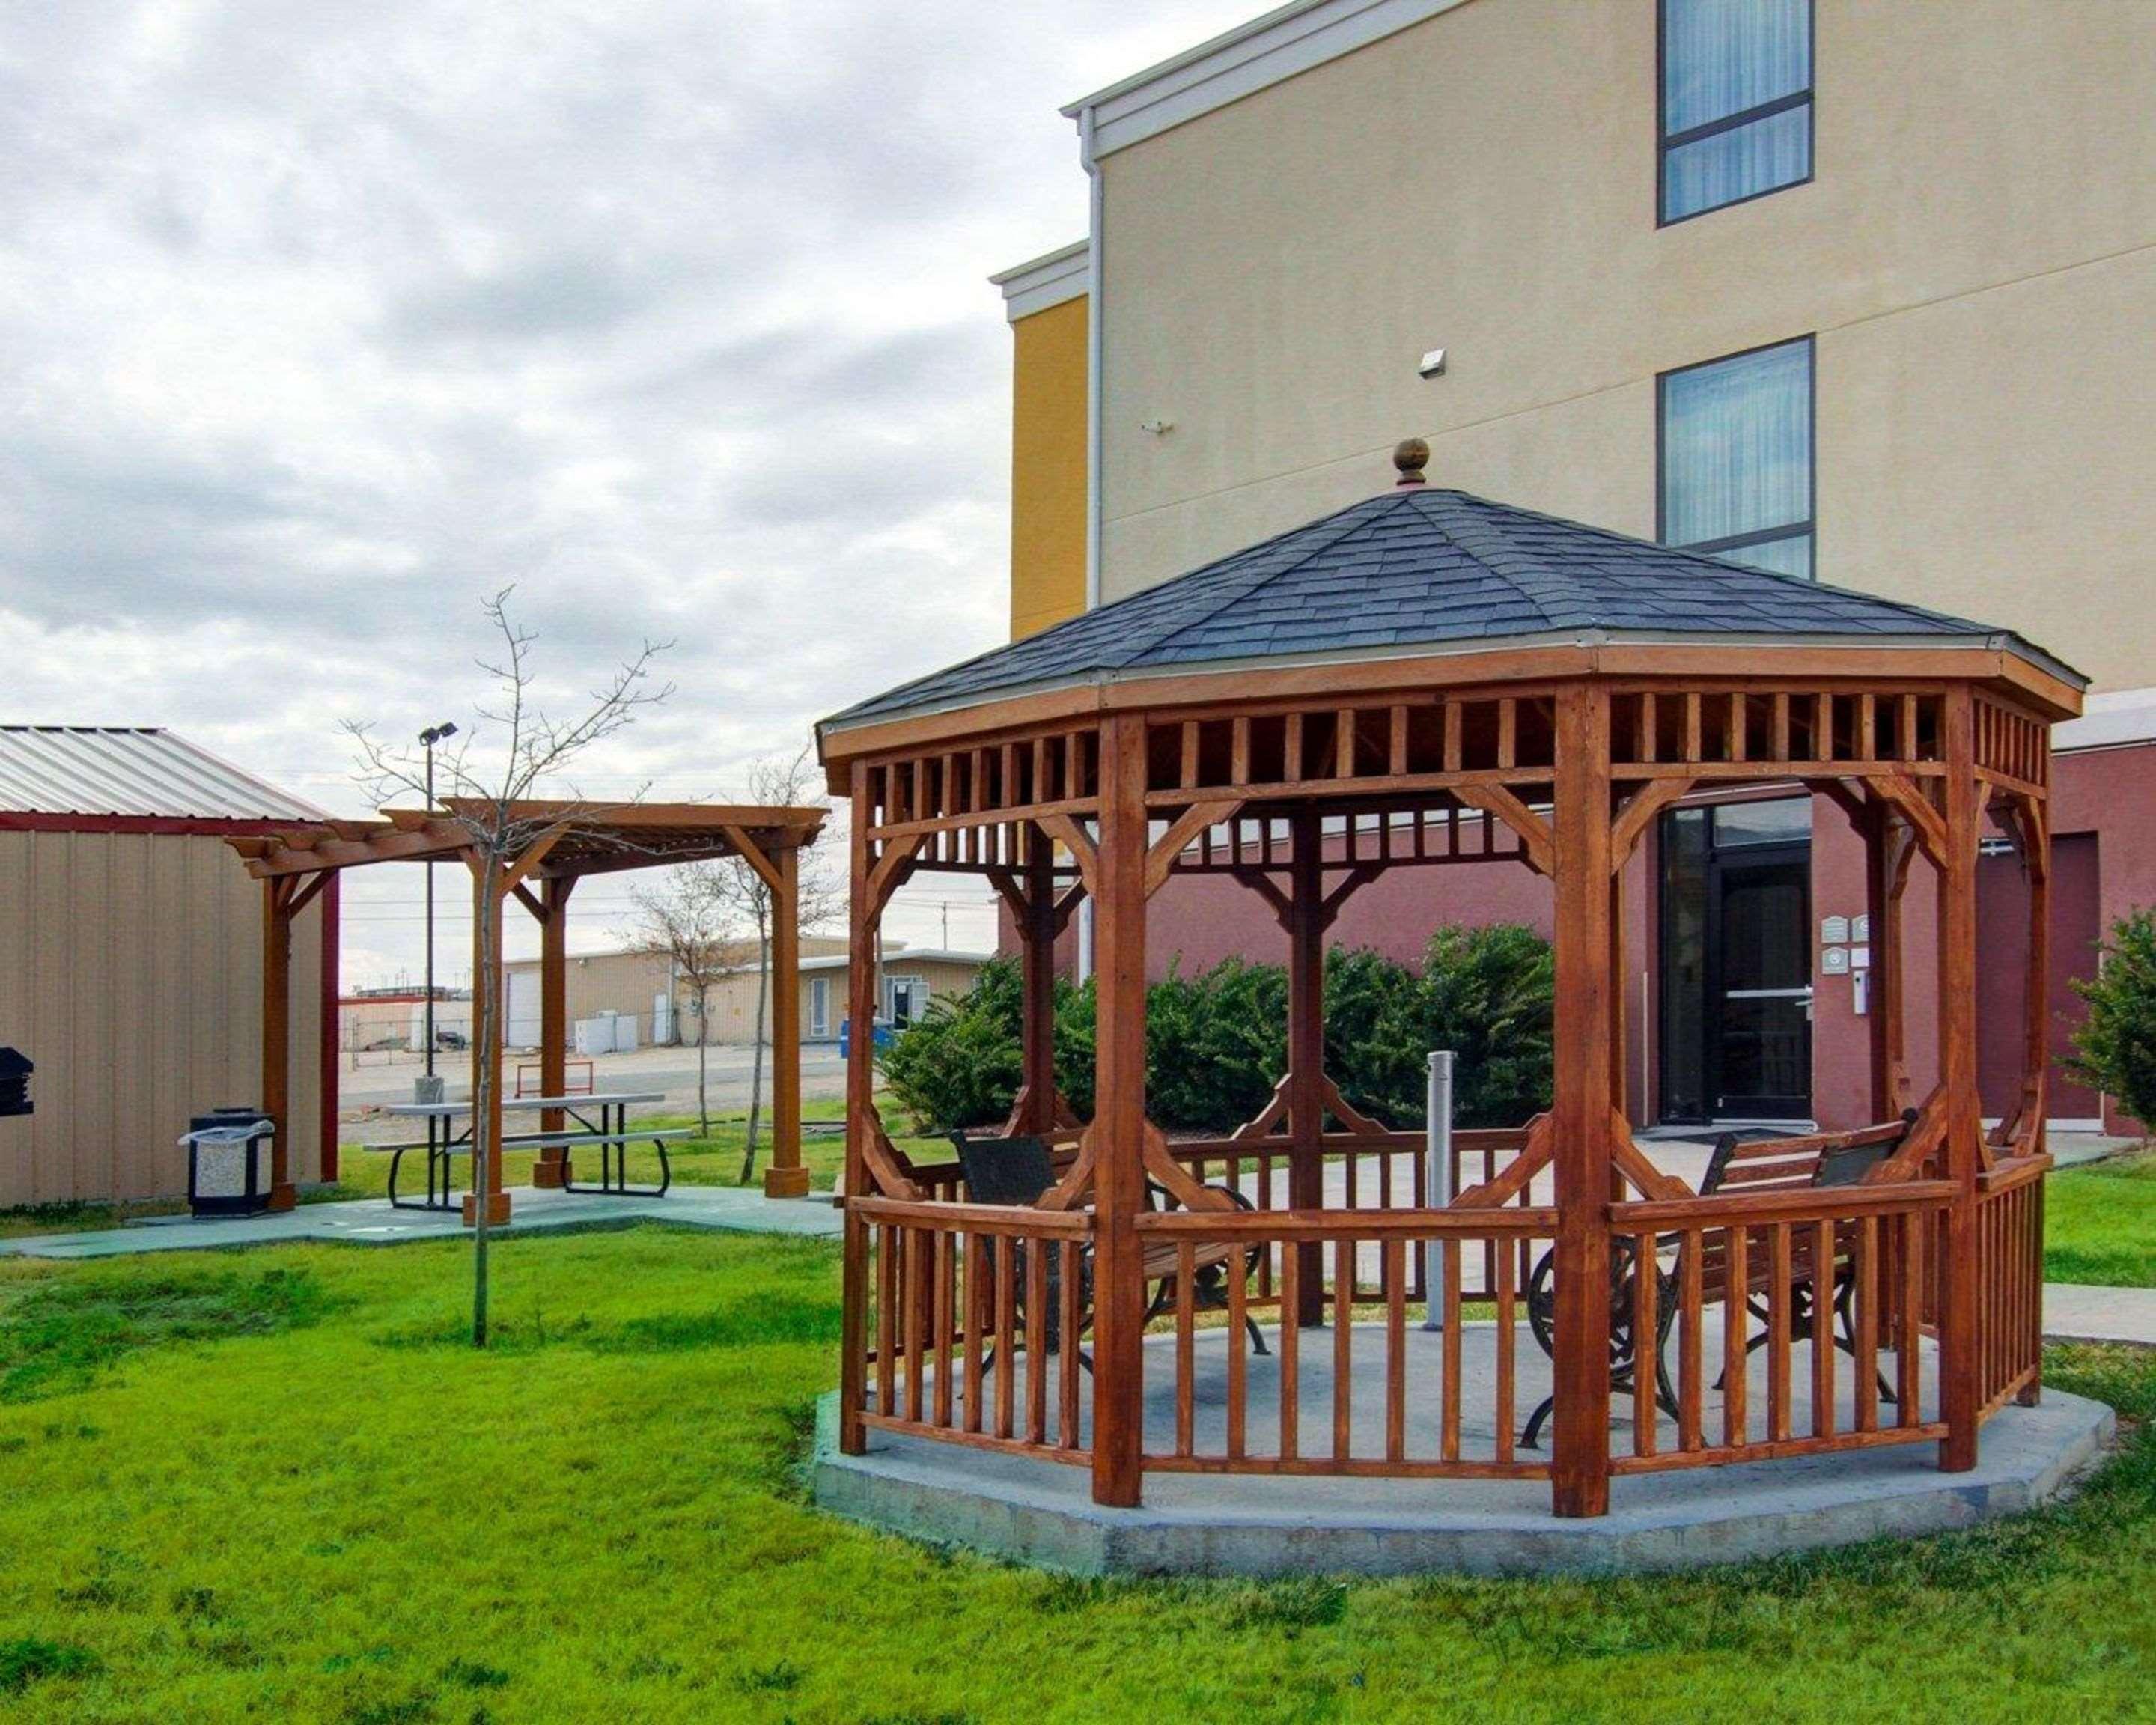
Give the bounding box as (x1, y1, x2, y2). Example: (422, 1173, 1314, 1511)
(1974, 1156, 2047, 1414)
(1137, 1205, 1556, 1479)
(1604, 1181, 1952, 1472)
(853, 1195, 1094, 1465)
(842, 1160, 2050, 1496)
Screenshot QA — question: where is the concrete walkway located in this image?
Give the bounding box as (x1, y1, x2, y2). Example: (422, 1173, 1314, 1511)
(0, 1183, 842, 1261)
(2044, 1282, 2156, 1348)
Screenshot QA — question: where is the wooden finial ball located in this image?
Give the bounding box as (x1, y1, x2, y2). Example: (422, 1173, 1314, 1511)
(1393, 437, 1429, 486)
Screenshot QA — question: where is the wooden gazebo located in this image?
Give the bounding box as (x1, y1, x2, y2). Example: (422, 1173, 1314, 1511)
(230, 800, 826, 1219)
(817, 443, 2083, 1519)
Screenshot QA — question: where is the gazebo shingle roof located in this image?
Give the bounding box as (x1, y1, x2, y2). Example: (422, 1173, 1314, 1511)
(824, 487, 2079, 732)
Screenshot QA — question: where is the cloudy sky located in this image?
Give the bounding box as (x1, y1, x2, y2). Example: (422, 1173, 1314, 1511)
(0, 0, 1257, 982)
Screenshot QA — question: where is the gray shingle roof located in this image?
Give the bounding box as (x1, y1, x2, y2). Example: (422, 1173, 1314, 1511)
(823, 487, 2080, 733)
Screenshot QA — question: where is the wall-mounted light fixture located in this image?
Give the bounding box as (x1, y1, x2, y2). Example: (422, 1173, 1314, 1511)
(1139, 417, 1174, 435)
(1419, 348, 1447, 378)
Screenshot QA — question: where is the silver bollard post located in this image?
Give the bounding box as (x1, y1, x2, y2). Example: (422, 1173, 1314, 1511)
(1422, 1050, 1455, 1331)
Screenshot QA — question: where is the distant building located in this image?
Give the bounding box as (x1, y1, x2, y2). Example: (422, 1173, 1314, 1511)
(0, 726, 335, 1207)
(704, 945, 993, 1046)
(499, 934, 850, 1050)
(338, 987, 471, 1057)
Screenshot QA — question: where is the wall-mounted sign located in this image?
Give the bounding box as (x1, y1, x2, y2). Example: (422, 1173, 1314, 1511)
(1821, 915, 1850, 945)
(1852, 914, 1871, 942)
(1821, 946, 1851, 975)
(1851, 946, 1872, 971)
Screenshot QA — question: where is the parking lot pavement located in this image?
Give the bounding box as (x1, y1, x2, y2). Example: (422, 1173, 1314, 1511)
(337, 1041, 850, 1141)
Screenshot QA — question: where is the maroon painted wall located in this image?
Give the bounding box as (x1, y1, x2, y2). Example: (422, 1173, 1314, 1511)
(997, 740, 2156, 1139)
(2052, 742, 2156, 1135)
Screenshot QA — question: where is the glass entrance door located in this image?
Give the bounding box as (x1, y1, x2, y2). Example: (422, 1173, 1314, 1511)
(1711, 851, 1812, 1118)
(1660, 796, 1814, 1124)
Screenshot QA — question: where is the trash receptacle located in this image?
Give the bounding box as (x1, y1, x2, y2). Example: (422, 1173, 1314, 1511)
(181, 1109, 275, 1217)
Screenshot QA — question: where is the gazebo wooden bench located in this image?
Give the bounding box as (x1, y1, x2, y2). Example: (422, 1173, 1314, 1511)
(950, 1132, 1270, 1359)
(1519, 1113, 1918, 1447)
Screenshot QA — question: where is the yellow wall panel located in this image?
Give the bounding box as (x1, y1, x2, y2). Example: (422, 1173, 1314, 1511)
(1009, 294, 1089, 640)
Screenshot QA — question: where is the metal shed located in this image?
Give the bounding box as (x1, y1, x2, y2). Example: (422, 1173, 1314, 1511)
(0, 727, 335, 1208)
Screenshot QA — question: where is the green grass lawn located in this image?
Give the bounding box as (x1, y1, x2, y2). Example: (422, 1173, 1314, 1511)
(0, 1226, 2153, 1722)
(2044, 1147, 2156, 1287)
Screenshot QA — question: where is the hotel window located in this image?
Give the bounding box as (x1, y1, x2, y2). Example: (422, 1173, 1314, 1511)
(1659, 336, 1814, 579)
(1660, 0, 1812, 223)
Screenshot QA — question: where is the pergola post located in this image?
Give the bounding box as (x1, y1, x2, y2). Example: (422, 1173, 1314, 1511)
(764, 840, 807, 1199)
(532, 874, 574, 1188)
(1937, 689, 1983, 1470)
(1550, 684, 1615, 1518)
(1090, 712, 1150, 1508)
(1286, 807, 1328, 1325)
(838, 764, 877, 1455)
(465, 858, 512, 1227)
(260, 877, 300, 1212)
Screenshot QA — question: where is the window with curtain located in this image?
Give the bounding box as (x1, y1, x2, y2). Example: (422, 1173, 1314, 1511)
(1660, 0, 1812, 222)
(1659, 337, 1814, 579)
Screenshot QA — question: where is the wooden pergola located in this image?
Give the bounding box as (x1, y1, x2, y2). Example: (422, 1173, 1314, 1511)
(230, 800, 827, 1219)
(817, 446, 2083, 1518)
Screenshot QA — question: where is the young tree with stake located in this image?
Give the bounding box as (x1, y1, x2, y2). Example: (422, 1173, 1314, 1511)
(350, 588, 672, 1348)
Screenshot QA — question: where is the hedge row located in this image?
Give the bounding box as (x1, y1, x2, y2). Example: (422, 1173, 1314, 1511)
(880, 924, 1554, 1135)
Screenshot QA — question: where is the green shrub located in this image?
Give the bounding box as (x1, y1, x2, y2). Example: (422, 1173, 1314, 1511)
(880, 924, 1553, 1135)
(2071, 907, 2156, 1131)
(1324, 927, 1553, 1129)
(1145, 958, 1286, 1131)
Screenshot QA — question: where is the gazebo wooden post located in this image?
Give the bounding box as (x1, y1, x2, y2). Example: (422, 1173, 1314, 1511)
(1550, 684, 1615, 1518)
(1090, 713, 1151, 1508)
(838, 765, 877, 1455)
(764, 840, 807, 1199)
(464, 857, 511, 1227)
(260, 876, 300, 1212)
(1937, 688, 1983, 1471)
(532, 874, 574, 1188)
(1017, 833, 1058, 1134)
(1863, 800, 1909, 1119)
(1286, 806, 1328, 1324)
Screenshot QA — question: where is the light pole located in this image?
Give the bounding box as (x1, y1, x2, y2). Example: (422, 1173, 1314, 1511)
(419, 722, 458, 1087)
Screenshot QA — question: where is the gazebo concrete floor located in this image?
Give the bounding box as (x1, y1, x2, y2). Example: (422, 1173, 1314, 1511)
(815, 1321, 2114, 1577)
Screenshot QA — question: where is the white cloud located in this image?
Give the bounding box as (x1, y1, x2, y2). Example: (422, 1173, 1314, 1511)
(0, 0, 1260, 981)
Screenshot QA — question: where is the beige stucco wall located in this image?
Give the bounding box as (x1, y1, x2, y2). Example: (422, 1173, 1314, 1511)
(1094, 0, 2156, 690)
(0, 830, 324, 1207)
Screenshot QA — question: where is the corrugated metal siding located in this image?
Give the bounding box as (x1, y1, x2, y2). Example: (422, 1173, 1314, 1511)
(0, 727, 325, 821)
(0, 831, 323, 1206)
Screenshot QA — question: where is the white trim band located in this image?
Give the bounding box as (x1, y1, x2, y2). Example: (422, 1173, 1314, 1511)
(989, 240, 1090, 322)
(1062, 0, 1468, 159)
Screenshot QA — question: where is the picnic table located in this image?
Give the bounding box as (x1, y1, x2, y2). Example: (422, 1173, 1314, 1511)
(374, 1091, 684, 1211)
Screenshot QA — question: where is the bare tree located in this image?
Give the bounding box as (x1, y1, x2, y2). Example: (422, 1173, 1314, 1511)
(623, 861, 740, 1135)
(349, 588, 673, 1347)
(721, 744, 841, 1184)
